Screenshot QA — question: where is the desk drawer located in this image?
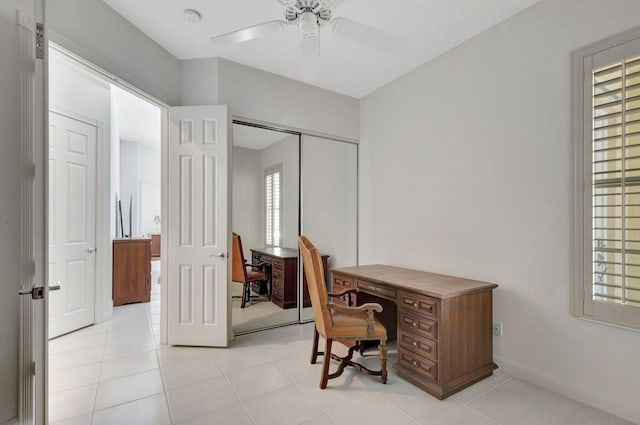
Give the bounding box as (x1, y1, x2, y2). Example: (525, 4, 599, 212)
(398, 350, 437, 381)
(356, 280, 397, 301)
(271, 258, 284, 270)
(272, 277, 283, 291)
(399, 331, 437, 362)
(332, 276, 354, 306)
(399, 312, 437, 340)
(399, 291, 438, 320)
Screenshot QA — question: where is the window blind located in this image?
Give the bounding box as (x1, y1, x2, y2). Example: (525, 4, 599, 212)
(592, 54, 640, 307)
(264, 165, 282, 247)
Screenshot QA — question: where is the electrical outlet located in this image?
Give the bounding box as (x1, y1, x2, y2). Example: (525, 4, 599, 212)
(492, 322, 502, 337)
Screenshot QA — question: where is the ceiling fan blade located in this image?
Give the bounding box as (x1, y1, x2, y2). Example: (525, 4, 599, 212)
(331, 18, 407, 55)
(300, 35, 319, 82)
(210, 21, 288, 46)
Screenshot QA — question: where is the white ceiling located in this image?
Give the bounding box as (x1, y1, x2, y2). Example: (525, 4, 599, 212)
(101, 0, 540, 99)
(233, 123, 291, 151)
(111, 85, 161, 147)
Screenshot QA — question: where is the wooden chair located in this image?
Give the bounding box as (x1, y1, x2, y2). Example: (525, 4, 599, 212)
(298, 235, 388, 389)
(232, 233, 271, 308)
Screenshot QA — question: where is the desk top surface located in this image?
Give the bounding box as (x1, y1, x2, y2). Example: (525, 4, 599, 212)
(251, 247, 298, 259)
(331, 264, 498, 299)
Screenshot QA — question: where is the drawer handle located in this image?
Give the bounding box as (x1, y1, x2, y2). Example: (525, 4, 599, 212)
(413, 302, 418, 308)
(412, 341, 417, 347)
(412, 360, 417, 366)
(412, 321, 418, 328)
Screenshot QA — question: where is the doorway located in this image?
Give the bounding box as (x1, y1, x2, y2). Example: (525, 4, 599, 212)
(47, 45, 165, 423)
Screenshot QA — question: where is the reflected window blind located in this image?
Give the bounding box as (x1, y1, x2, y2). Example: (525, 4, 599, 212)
(265, 165, 282, 247)
(592, 54, 640, 307)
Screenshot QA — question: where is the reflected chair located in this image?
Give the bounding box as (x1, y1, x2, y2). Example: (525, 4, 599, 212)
(232, 233, 271, 308)
(298, 235, 388, 389)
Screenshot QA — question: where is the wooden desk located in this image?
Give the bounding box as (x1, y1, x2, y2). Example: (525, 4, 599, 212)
(251, 247, 328, 309)
(331, 264, 498, 400)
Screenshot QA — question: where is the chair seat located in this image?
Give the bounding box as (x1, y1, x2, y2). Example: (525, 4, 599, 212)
(328, 308, 387, 339)
(246, 269, 266, 282)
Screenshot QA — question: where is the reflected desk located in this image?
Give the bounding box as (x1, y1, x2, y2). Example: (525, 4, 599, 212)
(330, 264, 498, 400)
(251, 247, 328, 309)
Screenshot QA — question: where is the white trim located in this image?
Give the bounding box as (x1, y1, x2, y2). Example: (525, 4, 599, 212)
(495, 355, 640, 424)
(48, 41, 169, 110)
(18, 8, 38, 424)
(49, 106, 101, 127)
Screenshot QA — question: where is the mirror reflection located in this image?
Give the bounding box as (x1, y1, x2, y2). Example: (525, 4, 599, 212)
(231, 123, 300, 333)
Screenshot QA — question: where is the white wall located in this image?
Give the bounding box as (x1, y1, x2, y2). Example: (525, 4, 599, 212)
(261, 135, 300, 250)
(232, 147, 262, 260)
(119, 141, 161, 237)
(180, 58, 359, 140)
(0, 2, 24, 422)
(48, 0, 181, 106)
(359, 0, 640, 422)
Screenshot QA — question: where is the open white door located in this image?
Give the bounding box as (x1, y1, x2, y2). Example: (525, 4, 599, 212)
(167, 106, 229, 347)
(48, 112, 97, 338)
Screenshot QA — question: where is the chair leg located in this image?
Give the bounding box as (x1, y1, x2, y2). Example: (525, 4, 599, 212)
(310, 327, 320, 364)
(379, 340, 388, 384)
(320, 338, 333, 389)
(241, 282, 248, 308)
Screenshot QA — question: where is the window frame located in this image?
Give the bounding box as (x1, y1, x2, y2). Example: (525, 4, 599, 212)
(264, 163, 283, 247)
(572, 25, 640, 331)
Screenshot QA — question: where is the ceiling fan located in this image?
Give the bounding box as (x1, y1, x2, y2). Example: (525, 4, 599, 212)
(210, 0, 407, 81)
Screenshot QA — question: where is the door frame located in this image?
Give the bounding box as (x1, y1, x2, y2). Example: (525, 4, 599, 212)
(45, 43, 171, 344)
(19, 33, 171, 423)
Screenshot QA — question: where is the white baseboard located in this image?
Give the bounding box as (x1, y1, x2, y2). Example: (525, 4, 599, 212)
(2, 418, 18, 425)
(495, 355, 640, 425)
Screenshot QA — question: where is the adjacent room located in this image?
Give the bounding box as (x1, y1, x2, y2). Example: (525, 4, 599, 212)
(1, 0, 640, 425)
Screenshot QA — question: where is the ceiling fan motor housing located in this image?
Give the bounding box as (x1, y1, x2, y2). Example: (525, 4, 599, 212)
(285, 0, 332, 33)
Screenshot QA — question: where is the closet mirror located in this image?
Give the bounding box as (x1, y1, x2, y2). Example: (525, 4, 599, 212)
(231, 123, 300, 333)
(300, 135, 358, 322)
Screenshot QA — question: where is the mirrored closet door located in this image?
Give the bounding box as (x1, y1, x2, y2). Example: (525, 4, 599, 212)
(231, 123, 300, 333)
(300, 135, 358, 321)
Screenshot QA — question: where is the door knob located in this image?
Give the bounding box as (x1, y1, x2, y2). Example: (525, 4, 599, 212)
(210, 252, 226, 259)
(87, 247, 97, 253)
(18, 282, 61, 300)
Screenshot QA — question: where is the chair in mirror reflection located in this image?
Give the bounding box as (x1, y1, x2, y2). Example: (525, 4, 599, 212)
(299, 235, 388, 389)
(232, 232, 271, 308)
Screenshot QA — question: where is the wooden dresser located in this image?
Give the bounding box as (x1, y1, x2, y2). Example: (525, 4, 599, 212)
(251, 247, 328, 309)
(331, 264, 498, 400)
(112, 238, 151, 306)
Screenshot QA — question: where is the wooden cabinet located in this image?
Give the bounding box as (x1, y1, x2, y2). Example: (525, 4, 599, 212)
(112, 238, 151, 306)
(332, 265, 497, 400)
(251, 247, 328, 309)
(150, 234, 161, 258)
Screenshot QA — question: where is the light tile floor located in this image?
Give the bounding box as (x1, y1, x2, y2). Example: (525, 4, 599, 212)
(230, 284, 298, 334)
(48, 280, 635, 425)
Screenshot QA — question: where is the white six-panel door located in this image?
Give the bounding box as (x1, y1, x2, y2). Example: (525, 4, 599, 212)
(48, 112, 97, 338)
(168, 106, 229, 347)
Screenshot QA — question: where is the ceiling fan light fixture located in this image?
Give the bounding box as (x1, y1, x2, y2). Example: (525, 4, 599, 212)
(298, 11, 319, 34)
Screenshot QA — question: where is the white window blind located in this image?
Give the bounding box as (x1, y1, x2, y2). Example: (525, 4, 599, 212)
(592, 54, 640, 308)
(573, 28, 640, 330)
(265, 165, 282, 247)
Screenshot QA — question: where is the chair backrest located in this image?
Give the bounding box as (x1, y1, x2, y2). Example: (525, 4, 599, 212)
(298, 235, 332, 336)
(232, 232, 248, 283)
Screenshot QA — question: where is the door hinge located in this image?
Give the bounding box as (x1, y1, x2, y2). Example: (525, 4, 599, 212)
(32, 361, 36, 375)
(35, 22, 44, 60)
